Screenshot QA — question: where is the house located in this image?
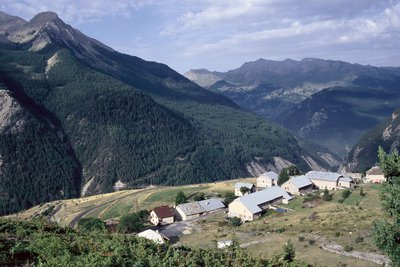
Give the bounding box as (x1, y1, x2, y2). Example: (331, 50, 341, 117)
(228, 186, 293, 222)
(365, 166, 386, 183)
(281, 175, 314, 195)
(234, 182, 256, 196)
(137, 229, 169, 245)
(305, 171, 354, 190)
(197, 198, 225, 212)
(175, 198, 225, 221)
(150, 206, 174, 225)
(217, 240, 233, 249)
(113, 180, 126, 191)
(257, 171, 279, 188)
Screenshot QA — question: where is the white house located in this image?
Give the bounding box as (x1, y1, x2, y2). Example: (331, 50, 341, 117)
(228, 186, 293, 222)
(281, 175, 314, 195)
(150, 206, 174, 225)
(257, 171, 279, 188)
(365, 166, 386, 183)
(234, 182, 256, 196)
(137, 229, 169, 244)
(305, 171, 354, 190)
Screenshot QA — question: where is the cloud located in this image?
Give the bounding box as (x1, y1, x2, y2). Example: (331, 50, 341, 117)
(0, 0, 153, 24)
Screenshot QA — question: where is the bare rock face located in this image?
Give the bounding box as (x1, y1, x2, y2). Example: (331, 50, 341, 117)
(0, 90, 26, 134)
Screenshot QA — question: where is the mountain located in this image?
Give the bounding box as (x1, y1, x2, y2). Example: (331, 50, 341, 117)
(346, 107, 400, 172)
(0, 12, 338, 215)
(185, 59, 400, 156)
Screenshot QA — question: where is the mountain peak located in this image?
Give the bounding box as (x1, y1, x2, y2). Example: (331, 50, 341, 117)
(28, 11, 65, 28)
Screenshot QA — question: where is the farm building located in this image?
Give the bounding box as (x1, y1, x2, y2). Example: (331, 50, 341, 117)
(305, 171, 354, 190)
(175, 198, 225, 221)
(234, 182, 256, 196)
(281, 175, 314, 195)
(228, 186, 293, 222)
(150, 206, 174, 225)
(256, 171, 278, 188)
(137, 229, 169, 245)
(365, 166, 386, 183)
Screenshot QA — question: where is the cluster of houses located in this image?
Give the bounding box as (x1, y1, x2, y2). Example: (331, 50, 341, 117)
(137, 166, 386, 244)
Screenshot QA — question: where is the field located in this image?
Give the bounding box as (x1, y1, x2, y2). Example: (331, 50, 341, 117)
(4, 181, 389, 266)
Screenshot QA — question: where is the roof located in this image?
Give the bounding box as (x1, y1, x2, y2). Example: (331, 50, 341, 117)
(366, 166, 384, 176)
(153, 206, 174, 218)
(258, 171, 278, 181)
(176, 202, 205, 216)
(234, 182, 254, 189)
(233, 186, 293, 214)
(305, 171, 342, 182)
(198, 198, 225, 212)
(290, 175, 313, 188)
(339, 176, 353, 182)
(137, 229, 168, 244)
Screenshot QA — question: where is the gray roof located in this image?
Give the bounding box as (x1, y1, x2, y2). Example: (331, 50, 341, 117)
(339, 176, 353, 182)
(234, 186, 293, 214)
(258, 171, 278, 181)
(305, 171, 342, 182)
(198, 198, 225, 212)
(234, 182, 254, 189)
(176, 202, 205, 216)
(291, 175, 313, 188)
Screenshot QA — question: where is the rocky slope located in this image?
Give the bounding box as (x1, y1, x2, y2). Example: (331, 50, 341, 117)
(346, 107, 400, 172)
(0, 11, 338, 215)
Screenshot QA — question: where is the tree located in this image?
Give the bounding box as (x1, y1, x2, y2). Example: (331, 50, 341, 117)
(287, 165, 300, 176)
(223, 191, 236, 205)
(282, 239, 296, 263)
(77, 218, 106, 232)
(193, 192, 205, 201)
(278, 168, 290, 186)
(175, 191, 187, 205)
(322, 188, 332, 201)
(230, 217, 241, 227)
(117, 213, 144, 233)
(240, 186, 249, 195)
(372, 147, 400, 265)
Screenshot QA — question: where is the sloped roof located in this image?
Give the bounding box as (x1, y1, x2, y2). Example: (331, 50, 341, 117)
(153, 206, 174, 218)
(258, 171, 278, 181)
(176, 202, 205, 216)
(366, 166, 384, 176)
(198, 198, 225, 212)
(137, 229, 168, 244)
(234, 182, 254, 189)
(290, 175, 313, 188)
(233, 186, 293, 214)
(305, 171, 341, 182)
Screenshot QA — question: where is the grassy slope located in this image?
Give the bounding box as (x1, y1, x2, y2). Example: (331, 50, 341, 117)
(5, 182, 387, 266)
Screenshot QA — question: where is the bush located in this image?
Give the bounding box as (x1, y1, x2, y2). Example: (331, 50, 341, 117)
(342, 189, 351, 199)
(274, 227, 286, 233)
(230, 217, 241, 227)
(77, 218, 106, 232)
(334, 232, 341, 237)
(355, 236, 364, 243)
(117, 213, 145, 233)
(223, 191, 236, 205)
(344, 245, 353, 252)
(308, 239, 316, 245)
(360, 187, 365, 197)
(193, 192, 205, 201)
(283, 239, 295, 263)
(298, 236, 305, 242)
(322, 189, 332, 201)
(308, 212, 319, 221)
(175, 191, 187, 205)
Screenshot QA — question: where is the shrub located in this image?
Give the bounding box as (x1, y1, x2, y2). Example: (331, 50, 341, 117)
(342, 189, 351, 199)
(193, 192, 205, 201)
(175, 191, 187, 205)
(308, 239, 316, 245)
(298, 236, 305, 242)
(117, 213, 145, 233)
(359, 187, 365, 197)
(334, 232, 341, 237)
(322, 189, 332, 201)
(355, 236, 364, 243)
(275, 227, 286, 233)
(308, 212, 318, 221)
(230, 217, 241, 227)
(283, 239, 295, 262)
(77, 218, 106, 232)
(344, 245, 353, 252)
(223, 191, 236, 205)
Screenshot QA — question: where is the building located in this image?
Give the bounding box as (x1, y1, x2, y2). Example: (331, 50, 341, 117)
(305, 171, 354, 190)
(228, 186, 293, 222)
(174, 198, 225, 221)
(137, 229, 169, 245)
(281, 175, 314, 195)
(234, 182, 256, 196)
(150, 206, 174, 225)
(365, 166, 386, 183)
(257, 171, 279, 188)
(113, 180, 126, 191)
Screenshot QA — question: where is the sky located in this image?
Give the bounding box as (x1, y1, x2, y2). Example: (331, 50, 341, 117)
(1, 0, 400, 73)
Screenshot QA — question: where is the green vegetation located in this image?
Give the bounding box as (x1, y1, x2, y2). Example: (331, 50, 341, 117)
(372, 147, 400, 265)
(0, 218, 314, 266)
(322, 189, 332, 201)
(283, 240, 296, 263)
(77, 218, 106, 232)
(278, 165, 300, 185)
(175, 191, 187, 205)
(117, 210, 148, 233)
(230, 217, 241, 227)
(240, 186, 249, 195)
(223, 191, 236, 205)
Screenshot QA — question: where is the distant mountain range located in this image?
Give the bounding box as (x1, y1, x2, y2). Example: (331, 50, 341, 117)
(0, 11, 339, 215)
(346, 107, 400, 172)
(185, 58, 400, 157)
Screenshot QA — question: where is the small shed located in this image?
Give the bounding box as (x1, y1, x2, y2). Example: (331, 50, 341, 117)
(137, 229, 169, 245)
(217, 240, 233, 249)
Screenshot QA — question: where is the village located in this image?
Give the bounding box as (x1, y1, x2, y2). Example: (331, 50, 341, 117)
(134, 166, 386, 247)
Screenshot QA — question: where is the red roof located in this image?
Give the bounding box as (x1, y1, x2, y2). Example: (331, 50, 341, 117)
(153, 206, 174, 218)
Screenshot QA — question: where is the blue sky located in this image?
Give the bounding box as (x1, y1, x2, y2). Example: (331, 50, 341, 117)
(1, 0, 399, 73)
